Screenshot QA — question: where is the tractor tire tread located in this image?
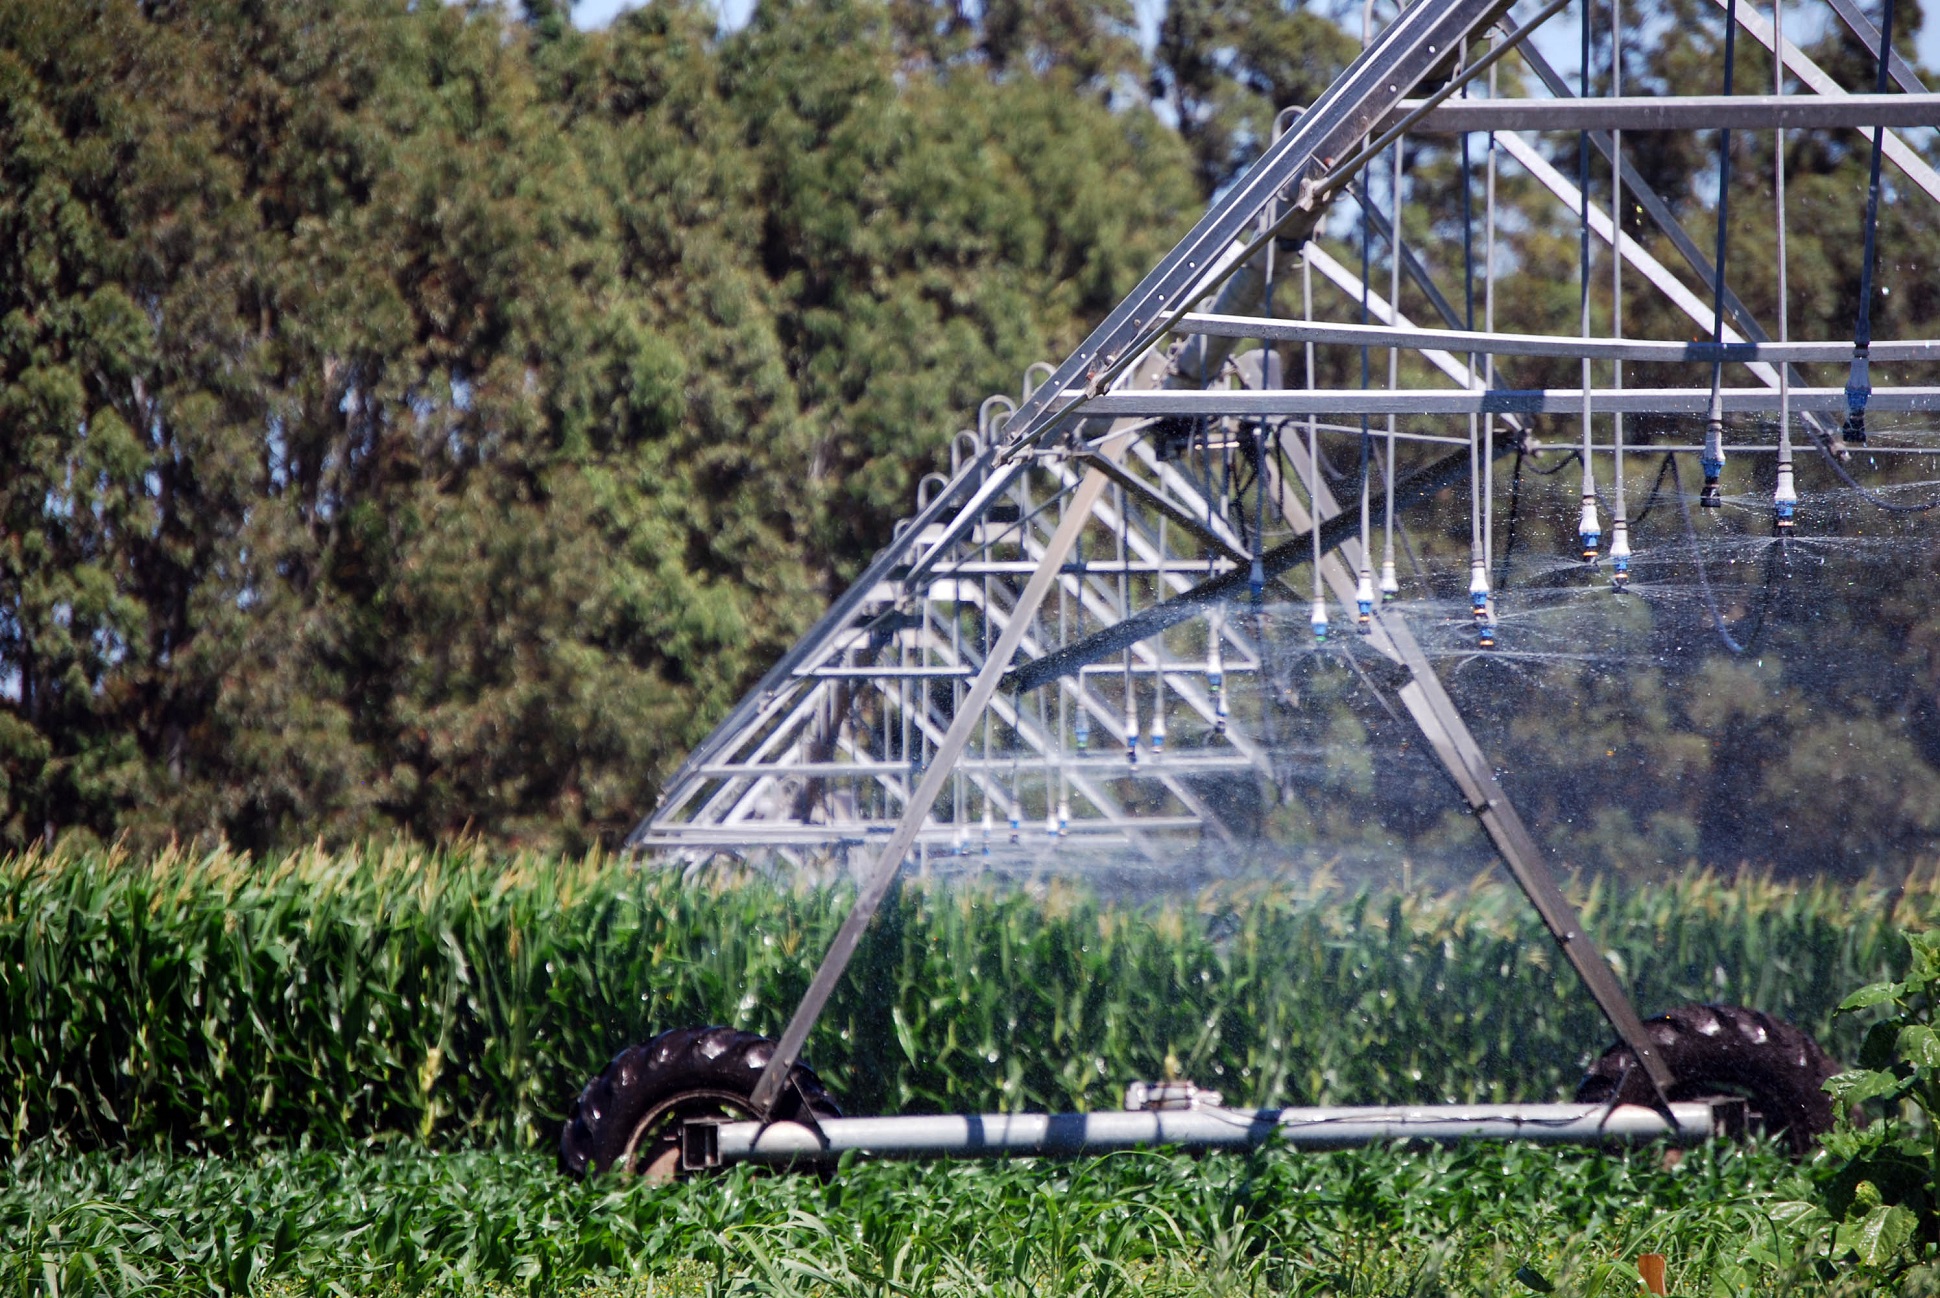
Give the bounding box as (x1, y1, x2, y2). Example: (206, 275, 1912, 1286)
(559, 1026, 839, 1178)
(1574, 1003, 1839, 1155)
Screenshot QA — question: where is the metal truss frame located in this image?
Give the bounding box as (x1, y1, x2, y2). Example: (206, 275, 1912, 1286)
(618, 0, 1940, 1115)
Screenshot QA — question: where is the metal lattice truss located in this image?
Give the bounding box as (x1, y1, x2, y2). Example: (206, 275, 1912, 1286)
(634, 0, 1940, 865)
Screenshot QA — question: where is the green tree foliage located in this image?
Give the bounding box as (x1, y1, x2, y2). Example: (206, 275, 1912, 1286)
(1154, 0, 1358, 193)
(5, 0, 1937, 870)
(0, 0, 1196, 852)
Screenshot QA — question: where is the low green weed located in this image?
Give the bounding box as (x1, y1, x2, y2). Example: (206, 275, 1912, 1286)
(1793, 928, 1940, 1281)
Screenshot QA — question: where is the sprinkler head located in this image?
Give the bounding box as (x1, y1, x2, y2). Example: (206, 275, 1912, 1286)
(1355, 571, 1375, 633)
(1844, 354, 1870, 446)
(1310, 599, 1329, 643)
(1148, 710, 1166, 757)
(1774, 464, 1797, 531)
(1699, 451, 1725, 509)
(1478, 622, 1496, 649)
(1609, 525, 1631, 591)
(1379, 558, 1400, 600)
(1578, 498, 1600, 564)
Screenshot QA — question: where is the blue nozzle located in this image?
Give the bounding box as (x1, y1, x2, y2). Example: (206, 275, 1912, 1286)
(1843, 350, 1870, 445)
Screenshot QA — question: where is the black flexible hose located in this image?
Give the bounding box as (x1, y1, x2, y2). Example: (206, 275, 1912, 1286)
(1843, 0, 1898, 446)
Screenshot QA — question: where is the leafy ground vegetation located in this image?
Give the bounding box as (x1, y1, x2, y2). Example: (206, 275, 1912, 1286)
(5, 845, 1940, 1292)
(12, 1138, 1909, 1297)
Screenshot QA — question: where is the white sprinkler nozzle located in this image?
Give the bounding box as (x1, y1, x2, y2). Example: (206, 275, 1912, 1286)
(954, 824, 968, 855)
(981, 806, 994, 855)
(1379, 556, 1399, 600)
(1355, 569, 1375, 633)
(1469, 561, 1494, 649)
(1125, 702, 1139, 765)
(1207, 635, 1223, 695)
(1148, 703, 1166, 757)
(1073, 706, 1090, 750)
(1610, 520, 1632, 589)
(1057, 798, 1070, 837)
(1311, 598, 1329, 642)
(1775, 462, 1797, 530)
(1578, 496, 1601, 564)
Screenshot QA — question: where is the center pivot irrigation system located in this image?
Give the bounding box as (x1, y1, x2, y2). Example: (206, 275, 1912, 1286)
(563, 0, 1939, 1179)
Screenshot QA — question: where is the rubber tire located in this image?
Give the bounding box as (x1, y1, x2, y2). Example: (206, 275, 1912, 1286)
(559, 1026, 841, 1179)
(1574, 1003, 1840, 1156)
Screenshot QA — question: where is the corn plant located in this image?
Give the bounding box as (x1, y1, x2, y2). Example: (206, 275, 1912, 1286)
(1, 841, 1933, 1155)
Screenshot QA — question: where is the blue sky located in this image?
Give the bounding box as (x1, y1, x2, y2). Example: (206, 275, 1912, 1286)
(567, 0, 1940, 78)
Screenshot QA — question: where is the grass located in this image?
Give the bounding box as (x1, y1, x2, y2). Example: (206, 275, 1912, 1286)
(12, 1137, 1924, 1297)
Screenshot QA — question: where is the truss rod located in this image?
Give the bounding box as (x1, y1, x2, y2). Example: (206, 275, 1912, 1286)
(1177, 313, 1940, 365)
(1077, 387, 1940, 417)
(1388, 92, 1940, 132)
(633, 821, 1199, 849)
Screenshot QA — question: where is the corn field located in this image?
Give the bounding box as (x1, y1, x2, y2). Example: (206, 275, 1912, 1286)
(3, 843, 1931, 1156)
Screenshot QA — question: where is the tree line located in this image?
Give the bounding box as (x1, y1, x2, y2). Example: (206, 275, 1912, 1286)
(2, 0, 1935, 870)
